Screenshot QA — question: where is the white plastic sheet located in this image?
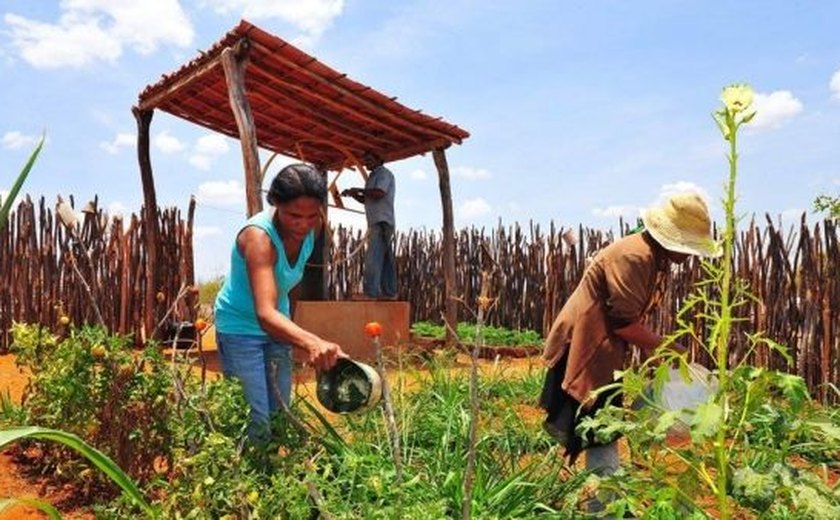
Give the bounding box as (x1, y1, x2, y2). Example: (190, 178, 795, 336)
(657, 363, 718, 435)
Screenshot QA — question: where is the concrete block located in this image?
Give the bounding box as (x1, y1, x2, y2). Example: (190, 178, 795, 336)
(293, 300, 410, 362)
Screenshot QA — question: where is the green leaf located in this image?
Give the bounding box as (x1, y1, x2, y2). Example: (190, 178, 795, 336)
(0, 497, 62, 520)
(652, 410, 681, 439)
(740, 110, 757, 124)
(775, 373, 809, 411)
(689, 401, 722, 441)
(807, 421, 840, 443)
(712, 111, 729, 139)
(0, 135, 44, 229)
(0, 426, 156, 517)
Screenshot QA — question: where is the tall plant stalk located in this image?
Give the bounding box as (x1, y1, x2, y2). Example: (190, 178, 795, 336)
(373, 332, 403, 483)
(710, 83, 755, 520)
(462, 245, 496, 520)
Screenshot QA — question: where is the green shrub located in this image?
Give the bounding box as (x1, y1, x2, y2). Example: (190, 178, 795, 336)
(9, 324, 174, 486)
(197, 275, 225, 307)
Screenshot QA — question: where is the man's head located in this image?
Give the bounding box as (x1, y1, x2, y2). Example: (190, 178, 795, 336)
(362, 150, 384, 170)
(641, 192, 721, 259)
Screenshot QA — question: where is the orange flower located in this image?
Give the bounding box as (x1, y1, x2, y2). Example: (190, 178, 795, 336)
(194, 318, 209, 332)
(364, 321, 383, 337)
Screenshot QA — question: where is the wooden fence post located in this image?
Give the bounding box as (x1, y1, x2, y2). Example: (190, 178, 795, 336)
(433, 147, 458, 344)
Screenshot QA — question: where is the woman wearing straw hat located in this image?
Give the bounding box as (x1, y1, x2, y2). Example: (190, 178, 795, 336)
(538, 192, 720, 498)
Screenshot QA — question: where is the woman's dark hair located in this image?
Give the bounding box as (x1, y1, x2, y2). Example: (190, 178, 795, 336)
(266, 163, 327, 205)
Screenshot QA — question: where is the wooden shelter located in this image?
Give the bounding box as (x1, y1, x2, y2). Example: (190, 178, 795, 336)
(135, 19, 469, 339)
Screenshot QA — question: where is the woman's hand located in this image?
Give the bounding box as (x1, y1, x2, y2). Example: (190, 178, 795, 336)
(305, 338, 346, 371)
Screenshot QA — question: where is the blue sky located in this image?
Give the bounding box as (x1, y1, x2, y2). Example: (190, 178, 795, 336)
(2, 1, 839, 280)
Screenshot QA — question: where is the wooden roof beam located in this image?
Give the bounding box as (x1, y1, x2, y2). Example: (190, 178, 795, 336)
(247, 68, 404, 148)
(249, 39, 459, 144)
(137, 55, 223, 111)
(250, 54, 424, 143)
(246, 88, 402, 152)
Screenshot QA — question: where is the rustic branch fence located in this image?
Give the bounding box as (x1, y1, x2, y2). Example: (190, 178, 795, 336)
(329, 216, 838, 403)
(2, 197, 837, 402)
(0, 196, 196, 353)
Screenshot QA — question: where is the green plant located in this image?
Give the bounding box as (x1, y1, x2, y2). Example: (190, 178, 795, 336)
(579, 83, 840, 518)
(708, 81, 757, 519)
(0, 426, 156, 518)
(197, 275, 225, 307)
(813, 194, 840, 220)
(0, 497, 62, 520)
(9, 324, 175, 486)
(411, 321, 542, 347)
(0, 135, 43, 229)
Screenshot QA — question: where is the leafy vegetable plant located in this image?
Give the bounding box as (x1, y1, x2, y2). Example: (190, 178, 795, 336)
(579, 84, 840, 518)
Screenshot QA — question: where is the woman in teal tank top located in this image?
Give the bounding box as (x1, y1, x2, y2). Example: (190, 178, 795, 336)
(214, 163, 346, 442)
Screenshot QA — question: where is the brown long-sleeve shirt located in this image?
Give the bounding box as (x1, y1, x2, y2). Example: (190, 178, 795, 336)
(542, 232, 669, 408)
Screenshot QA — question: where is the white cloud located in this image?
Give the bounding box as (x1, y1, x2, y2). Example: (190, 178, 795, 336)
(749, 90, 803, 130)
(638, 181, 718, 217)
(189, 134, 230, 170)
(657, 181, 711, 205)
(107, 201, 129, 218)
(201, 0, 344, 44)
(100, 132, 135, 154)
(592, 205, 638, 220)
(189, 155, 212, 171)
(780, 207, 806, 222)
(453, 165, 491, 181)
(4, 1, 194, 69)
(194, 225, 223, 239)
(2, 130, 37, 149)
(154, 130, 185, 154)
(195, 134, 230, 155)
(196, 180, 246, 206)
(457, 197, 491, 221)
(830, 69, 840, 100)
(409, 169, 428, 180)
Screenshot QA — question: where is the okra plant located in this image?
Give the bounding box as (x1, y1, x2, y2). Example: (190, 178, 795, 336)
(579, 84, 840, 518)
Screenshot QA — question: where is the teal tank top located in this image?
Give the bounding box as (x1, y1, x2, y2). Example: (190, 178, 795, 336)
(214, 209, 315, 336)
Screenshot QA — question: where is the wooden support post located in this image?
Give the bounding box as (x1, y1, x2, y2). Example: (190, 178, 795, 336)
(433, 147, 458, 344)
(184, 196, 198, 319)
(132, 106, 160, 342)
(221, 38, 263, 217)
(300, 198, 329, 301)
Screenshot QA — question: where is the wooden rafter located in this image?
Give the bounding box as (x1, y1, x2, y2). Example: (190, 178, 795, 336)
(137, 19, 469, 171)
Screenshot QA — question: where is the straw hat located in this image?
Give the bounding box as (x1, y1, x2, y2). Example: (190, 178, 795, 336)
(641, 193, 721, 258)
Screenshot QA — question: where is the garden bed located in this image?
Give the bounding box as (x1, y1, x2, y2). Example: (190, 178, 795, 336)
(410, 335, 540, 359)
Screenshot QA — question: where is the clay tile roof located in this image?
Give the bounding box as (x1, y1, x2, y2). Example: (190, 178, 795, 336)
(137, 19, 469, 171)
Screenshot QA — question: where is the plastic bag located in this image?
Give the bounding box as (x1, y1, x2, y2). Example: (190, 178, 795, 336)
(657, 363, 718, 437)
